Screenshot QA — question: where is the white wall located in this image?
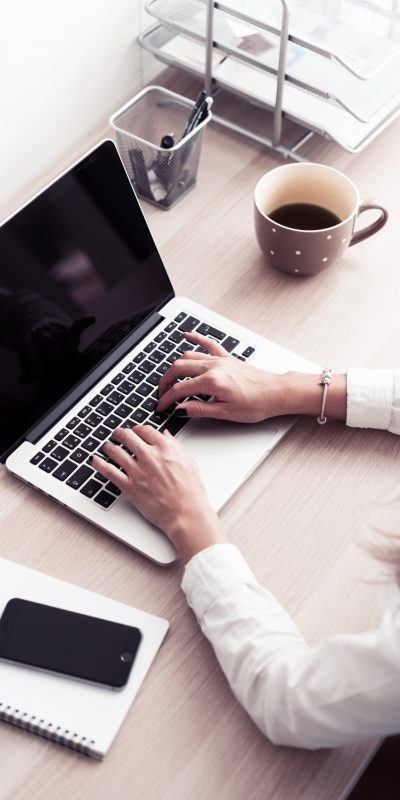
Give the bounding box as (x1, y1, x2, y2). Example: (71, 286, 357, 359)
(0, 0, 160, 214)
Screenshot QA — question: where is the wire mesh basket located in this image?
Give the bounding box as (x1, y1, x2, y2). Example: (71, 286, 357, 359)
(110, 85, 212, 209)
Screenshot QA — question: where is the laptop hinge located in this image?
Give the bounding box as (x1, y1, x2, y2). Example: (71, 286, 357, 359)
(26, 310, 165, 446)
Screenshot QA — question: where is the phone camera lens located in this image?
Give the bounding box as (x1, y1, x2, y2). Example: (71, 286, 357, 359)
(120, 652, 133, 663)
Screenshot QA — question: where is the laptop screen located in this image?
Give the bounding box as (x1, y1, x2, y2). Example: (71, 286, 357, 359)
(0, 140, 173, 459)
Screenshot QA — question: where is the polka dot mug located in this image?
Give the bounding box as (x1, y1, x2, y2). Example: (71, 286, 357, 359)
(254, 163, 388, 276)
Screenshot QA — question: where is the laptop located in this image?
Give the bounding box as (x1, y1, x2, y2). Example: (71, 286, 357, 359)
(3, 140, 316, 565)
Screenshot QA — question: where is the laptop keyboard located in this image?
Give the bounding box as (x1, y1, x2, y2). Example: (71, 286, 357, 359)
(29, 312, 255, 510)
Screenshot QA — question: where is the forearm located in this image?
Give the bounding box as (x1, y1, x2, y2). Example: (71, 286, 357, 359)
(182, 545, 400, 749)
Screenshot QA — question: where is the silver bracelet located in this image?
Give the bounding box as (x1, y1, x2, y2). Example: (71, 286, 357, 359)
(317, 368, 333, 425)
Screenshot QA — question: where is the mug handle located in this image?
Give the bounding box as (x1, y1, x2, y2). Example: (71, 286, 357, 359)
(349, 203, 388, 246)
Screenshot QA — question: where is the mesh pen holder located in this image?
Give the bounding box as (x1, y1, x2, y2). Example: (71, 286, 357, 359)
(110, 86, 212, 209)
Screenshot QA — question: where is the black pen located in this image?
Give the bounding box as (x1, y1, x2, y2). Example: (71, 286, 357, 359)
(181, 90, 208, 139)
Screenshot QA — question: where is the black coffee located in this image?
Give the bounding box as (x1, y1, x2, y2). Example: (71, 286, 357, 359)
(269, 202, 341, 230)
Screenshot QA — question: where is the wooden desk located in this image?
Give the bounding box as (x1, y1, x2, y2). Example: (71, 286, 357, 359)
(1, 71, 400, 800)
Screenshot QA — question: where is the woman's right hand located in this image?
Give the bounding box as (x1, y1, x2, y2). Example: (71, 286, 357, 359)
(157, 332, 288, 423)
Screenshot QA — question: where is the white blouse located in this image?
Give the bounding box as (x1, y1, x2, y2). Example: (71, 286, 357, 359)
(181, 368, 400, 749)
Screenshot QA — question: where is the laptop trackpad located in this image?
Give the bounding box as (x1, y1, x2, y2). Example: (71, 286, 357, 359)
(180, 418, 291, 510)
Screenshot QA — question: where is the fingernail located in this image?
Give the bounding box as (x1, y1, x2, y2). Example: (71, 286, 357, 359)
(175, 408, 188, 417)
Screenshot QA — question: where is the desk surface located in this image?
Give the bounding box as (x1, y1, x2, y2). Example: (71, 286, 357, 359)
(1, 71, 400, 800)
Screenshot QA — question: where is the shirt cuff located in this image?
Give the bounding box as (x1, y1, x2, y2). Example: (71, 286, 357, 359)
(181, 543, 256, 619)
(346, 368, 394, 430)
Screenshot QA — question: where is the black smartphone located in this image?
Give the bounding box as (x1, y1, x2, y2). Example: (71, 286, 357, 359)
(0, 598, 142, 689)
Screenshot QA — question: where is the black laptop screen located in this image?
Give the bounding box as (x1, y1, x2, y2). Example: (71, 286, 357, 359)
(0, 141, 173, 459)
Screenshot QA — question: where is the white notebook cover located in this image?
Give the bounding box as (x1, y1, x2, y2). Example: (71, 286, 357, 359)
(0, 558, 169, 758)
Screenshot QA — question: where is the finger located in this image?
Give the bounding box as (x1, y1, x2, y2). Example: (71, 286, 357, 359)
(102, 440, 137, 473)
(157, 358, 211, 399)
(184, 331, 228, 357)
(132, 423, 166, 446)
(175, 399, 227, 420)
(157, 375, 213, 412)
(111, 426, 150, 457)
(91, 453, 130, 490)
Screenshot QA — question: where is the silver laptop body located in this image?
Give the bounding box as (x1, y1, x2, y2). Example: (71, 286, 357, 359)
(3, 141, 316, 565)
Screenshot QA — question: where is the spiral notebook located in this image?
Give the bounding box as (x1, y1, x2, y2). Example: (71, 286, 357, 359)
(0, 558, 169, 758)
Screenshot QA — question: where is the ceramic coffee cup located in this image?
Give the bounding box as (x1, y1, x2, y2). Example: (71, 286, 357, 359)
(254, 163, 388, 276)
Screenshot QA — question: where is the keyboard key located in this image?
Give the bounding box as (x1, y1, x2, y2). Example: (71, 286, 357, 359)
(139, 360, 156, 375)
(30, 452, 45, 465)
(129, 370, 146, 385)
(242, 346, 255, 358)
(137, 383, 152, 397)
(144, 341, 156, 353)
(118, 380, 135, 395)
(149, 412, 168, 426)
(148, 350, 165, 363)
(105, 481, 121, 496)
(89, 394, 103, 407)
(85, 412, 103, 427)
(169, 330, 184, 344)
(147, 372, 162, 387)
(82, 436, 98, 452)
(54, 428, 69, 442)
(111, 373, 125, 385)
(115, 403, 131, 418)
(104, 414, 122, 429)
(75, 423, 92, 439)
(63, 435, 81, 450)
(101, 383, 114, 396)
(167, 352, 181, 364)
(71, 448, 88, 464)
(160, 415, 190, 436)
(39, 457, 57, 473)
(42, 440, 56, 453)
(94, 471, 108, 483)
(131, 408, 149, 423)
(154, 331, 167, 343)
(237, 356, 246, 361)
(78, 405, 92, 418)
(93, 425, 110, 441)
(96, 401, 113, 416)
(122, 362, 135, 374)
(178, 316, 199, 332)
(142, 397, 157, 412)
(80, 479, 103, 498)
(121, 419, 136, 429)
(221, 336, 240, 353)
(196, 346, 210, 354)
(159, 340, 175, 354)
(157, 362, 170, 375)
(66, 465, 94, 489)
(94, 490, 116, 508)
(51, 446, 69, 462)
(196, 323, 225, 340)
(107, 390, 124, 406)
(177, 342, 195, 353)
(53, 459, 77, 481)
(133, 351, 146, 363)
(66, 416, 80, 429)
(126, 391, 142, 407)
(174, 312, 186, 323)
(165, 321, 176, 332)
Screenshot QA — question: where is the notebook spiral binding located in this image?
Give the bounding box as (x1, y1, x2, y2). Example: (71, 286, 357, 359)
(0, 701, 98, 757)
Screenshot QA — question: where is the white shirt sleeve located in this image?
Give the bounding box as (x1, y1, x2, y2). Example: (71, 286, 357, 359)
(182, 544, 400, 749)
(346, 368, 400, 433)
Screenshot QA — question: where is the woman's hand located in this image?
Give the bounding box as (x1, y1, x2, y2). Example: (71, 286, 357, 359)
(91, 424, 227, 563)
(157, 332, 287, 423)
(157, 332, 348, 424)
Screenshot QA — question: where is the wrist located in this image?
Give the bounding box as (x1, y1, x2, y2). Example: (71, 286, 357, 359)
(279, 371, 347, 420)
(166, 506, 227, 564)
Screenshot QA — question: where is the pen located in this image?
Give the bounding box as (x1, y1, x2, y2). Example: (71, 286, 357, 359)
(181, 90, 208, 139)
